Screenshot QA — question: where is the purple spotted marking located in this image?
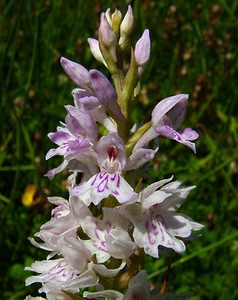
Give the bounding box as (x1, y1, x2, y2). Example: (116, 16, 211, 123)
(101, 241, 107, 248)
(99, 171, 107, 178)
(146, 220, 156, 245)
(97, 174, 109, 192)
(49, 260, 77, 281)
(155, 215, 166, 242)
(173, 131, 182, 141)
(110, 173, 117, 181)
(91, 170, 121, 195)
(112, 190, 119, 195)
(155, 214, 176, 246)
(151, 219, 159, 235)
(92, 221, 110, 252)
(146, 215, 171, 245)
(110, 172, 120, 188)
(93, 240, 108, 252)
(91, 173, 99, 185)
(51, 203, 68, 219)
(116, 174, 120, 188)
(91, 171, 110, 193)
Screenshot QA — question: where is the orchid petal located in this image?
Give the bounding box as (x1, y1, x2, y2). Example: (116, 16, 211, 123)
(45, 145, 68, 160)
(40, 268, 98, 294)
(179, 127, 199, 141)
(44, 160, 68, 179)
(65, 105, 97, 140)
(152, 94, 188, 127)
(97, 133, 126, 170)
(162, 212, 204, 238)
(124, 270, 151, 300)
(69, 196, 92, 224)
(96, 110, 118, 133)
(80, 215, 110, 263)
(87, 38, 107, 67)
(72, 88, 100, 111)
(125, 148, 155, 170)
(57, 237, 91, 273)
(89, 70, 125, 121)
(133, 215, 186, 258)
(120, 203, 144, 226)
(105, 228, 135, 259)
(25, 258, 64, 275)
(48, 131, 71, 145)
(89, 69, 116, 103)
(142, 190, 171, 210)
(28, 237, 53, 252)
(65, 110, 86, 137)
(161, 185, 195, 211)
(142, 176, 174, 200)
(91, 260, 126, 277)
(133, 126, 158, 152)
(102, 207, 129, 231)
(71, 171, 136, 205)
(47, 196, 67, 206)
(67, 138, 91, 152)
(84, 290, 123, 300)
(84, 239, 110, 263)
(60, 57, 92, 91)
(156, 124, 197, 153)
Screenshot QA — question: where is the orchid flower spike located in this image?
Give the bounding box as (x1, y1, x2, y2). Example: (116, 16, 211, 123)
(26, 5, 203, 300)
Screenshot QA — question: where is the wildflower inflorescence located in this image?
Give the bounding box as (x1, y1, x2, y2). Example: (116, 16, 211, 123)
(25, 6, 203, 300)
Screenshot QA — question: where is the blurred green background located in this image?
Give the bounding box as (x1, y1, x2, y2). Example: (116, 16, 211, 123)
(1, 0, 238, 299)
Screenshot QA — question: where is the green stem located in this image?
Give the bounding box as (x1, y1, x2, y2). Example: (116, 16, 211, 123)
(0, 193, 10, 203)
(112, 71, 123, 95)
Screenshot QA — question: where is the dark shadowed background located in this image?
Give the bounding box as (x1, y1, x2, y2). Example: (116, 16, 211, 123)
(1, 0, 238, 299)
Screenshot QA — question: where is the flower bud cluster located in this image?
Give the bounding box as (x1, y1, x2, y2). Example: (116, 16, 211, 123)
(25, 6, 203, 300)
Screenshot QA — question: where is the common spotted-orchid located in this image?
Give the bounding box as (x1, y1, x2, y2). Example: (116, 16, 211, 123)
(80, 207, 135, 263)
(134, 94, 199, 153)
(71, 133, 137, 205)
(45, 105, 97, 179)
(26, 5, 203, 300)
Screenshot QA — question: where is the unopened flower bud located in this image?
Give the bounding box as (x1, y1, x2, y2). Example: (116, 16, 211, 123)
(87, 38, 107, 67)
(119, 5, 134, 50)
(89, 69, 124, 121)
(120, 5, 134, 37)
(105, 8, 112, 26)
(99, 13, 117, 62)
(60, 57, 92, 90)
(134, 29, 151, 67)
(111, 9, 122, 35)
(99, 13, 116, 48)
